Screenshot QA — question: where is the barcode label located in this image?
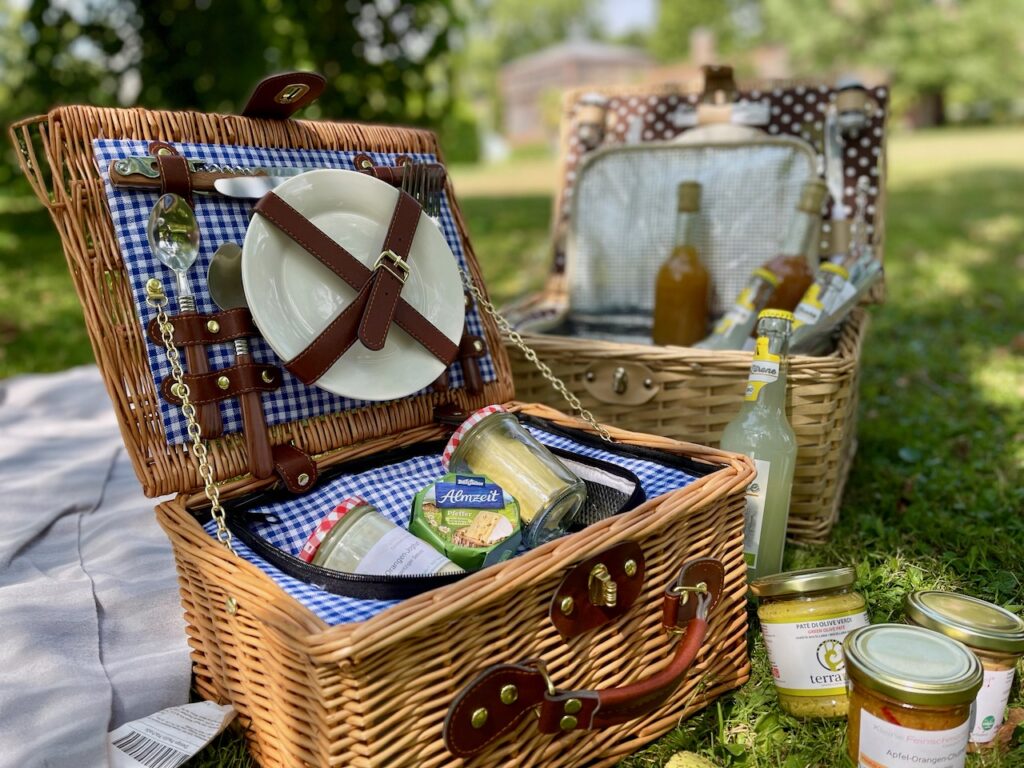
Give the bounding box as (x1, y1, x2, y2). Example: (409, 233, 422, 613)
(112, 730, 189, 768)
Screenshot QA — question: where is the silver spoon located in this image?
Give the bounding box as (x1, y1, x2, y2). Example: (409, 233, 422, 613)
(207, 243, 275, 479)
(147, 193, 222, 436)
(147, 193, 200, 312)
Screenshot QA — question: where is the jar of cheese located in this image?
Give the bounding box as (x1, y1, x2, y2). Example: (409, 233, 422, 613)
(442, 405, 586, 548)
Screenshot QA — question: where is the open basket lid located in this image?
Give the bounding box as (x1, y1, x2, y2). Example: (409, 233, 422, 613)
(521, 66, 891, 330)
(11, 100, 514, 497)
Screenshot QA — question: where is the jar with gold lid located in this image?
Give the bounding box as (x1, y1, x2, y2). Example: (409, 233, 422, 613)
(905, 590, 1024, 746)
(442, 405, 586, 548)
(750, 566, 868, 717)
(844, 624, 983, 767)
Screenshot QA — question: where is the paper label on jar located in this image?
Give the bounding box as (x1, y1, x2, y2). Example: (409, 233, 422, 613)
(354, 526, 453, 576)
(971, 666, 1015, 743)
(761, 608, 869, 696)
(857, 708, 968, 768)
(742, 459, 771, 567)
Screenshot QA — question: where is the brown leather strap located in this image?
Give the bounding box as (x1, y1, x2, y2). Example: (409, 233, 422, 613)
(235, 350, 275, 480)
(161, 363, 281, 406)
(458, 332, 486, 395)
(358, 190, 421, 350)
(271, 443, 317, 493)
(443, 558, 720, 758)
(252, 192, 458, 385)
(148, 307, 257, 347)
(241, 72, 325, 120)
(149, 141, 193, 209)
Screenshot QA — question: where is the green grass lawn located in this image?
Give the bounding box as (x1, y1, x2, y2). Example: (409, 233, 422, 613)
(1, 127, 1021, 767)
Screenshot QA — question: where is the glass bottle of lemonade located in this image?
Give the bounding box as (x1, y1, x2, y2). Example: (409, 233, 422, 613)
(652, 181, 710, 346)
(720, 309, 797, 580)
(763, 180, 828, 312)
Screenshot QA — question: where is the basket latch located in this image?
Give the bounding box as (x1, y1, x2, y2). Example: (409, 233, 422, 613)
(582, 361, 660, 406)
(548, 541, 644, 640)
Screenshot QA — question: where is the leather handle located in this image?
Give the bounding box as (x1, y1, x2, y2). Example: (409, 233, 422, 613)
(443, 558, 723, 758)
(241, 71, 325, 120)
(236, 351, 275, 479)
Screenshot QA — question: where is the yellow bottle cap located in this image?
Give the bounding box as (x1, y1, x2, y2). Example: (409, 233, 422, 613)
(820, 262, 850, 279)
(753, 267, 780, 286)
(758, 309, 795, 322)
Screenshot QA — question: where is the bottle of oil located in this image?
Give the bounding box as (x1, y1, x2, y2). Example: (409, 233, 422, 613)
(652, 181, 710, 346)
(763, 180, 828, 312)
(720, 309, 797, 580)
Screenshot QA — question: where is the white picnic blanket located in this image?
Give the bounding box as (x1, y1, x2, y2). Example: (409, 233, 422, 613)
(0, 366, 190, 768)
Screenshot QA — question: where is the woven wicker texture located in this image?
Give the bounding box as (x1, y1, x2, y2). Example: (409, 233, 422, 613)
(9, 107, 513, 497)
(509, 309, 868, 545)
(158, 403, 753, 768)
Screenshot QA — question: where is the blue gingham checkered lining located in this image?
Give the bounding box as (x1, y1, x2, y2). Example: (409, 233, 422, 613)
(203, 425, 704, 626)
(92, 139, 496, 445)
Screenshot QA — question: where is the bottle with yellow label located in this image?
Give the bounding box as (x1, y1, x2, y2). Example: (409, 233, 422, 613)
(694, 267, 779, 350)
(719, 309, 797, 579)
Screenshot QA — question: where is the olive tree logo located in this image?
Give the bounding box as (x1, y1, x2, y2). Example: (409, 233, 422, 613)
(816, 639, 845, 672)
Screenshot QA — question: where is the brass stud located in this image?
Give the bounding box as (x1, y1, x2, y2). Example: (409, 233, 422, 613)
(144, 278, 164, 299)
(206, 319, 220, 334)
(559, 596, 574, 615)
(171, 382, 186, 399)
(225, 597, 238, 614)
(217, 375, 231, 390)
(643, 378, 654, 389)
(471, 708, 488, 729)
(500, 684, 518, 705)
(585, 371, 596, 382)
(261, 370, 274, 383)
(559, 715, 578, 731)
(155, 146, 173, 156)
(624, 559, 638, 577)
(563, 698, 582, 715)
(297, 473, 310, 487)
(359, 157, 373, 169)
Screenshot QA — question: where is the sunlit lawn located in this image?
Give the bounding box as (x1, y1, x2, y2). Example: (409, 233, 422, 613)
(1, 127, 1021, 766)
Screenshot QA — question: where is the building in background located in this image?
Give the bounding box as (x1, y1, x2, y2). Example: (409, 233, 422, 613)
(499, 40, 653, 145)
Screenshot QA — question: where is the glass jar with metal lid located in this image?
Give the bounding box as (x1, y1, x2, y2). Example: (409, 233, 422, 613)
(844, 624, 983, 767)
(749, 566, 868, 717)
(905, 590, 1024, 746)
(442, 405, 586, 548)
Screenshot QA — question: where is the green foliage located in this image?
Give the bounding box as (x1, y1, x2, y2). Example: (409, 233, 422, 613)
(649, 0, 742, 62)
(761, 0, 1024, 122)
(483, 0, 600, 65)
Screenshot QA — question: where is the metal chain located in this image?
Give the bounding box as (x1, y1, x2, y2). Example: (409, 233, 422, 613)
(145, 279, 236, 554)
(461, 269, 613, 442)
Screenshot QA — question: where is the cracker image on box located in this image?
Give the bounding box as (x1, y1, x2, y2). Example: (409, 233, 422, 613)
(411, 474, 522, 570)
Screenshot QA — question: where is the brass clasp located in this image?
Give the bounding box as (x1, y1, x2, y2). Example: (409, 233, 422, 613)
(588, 563, 617, 608)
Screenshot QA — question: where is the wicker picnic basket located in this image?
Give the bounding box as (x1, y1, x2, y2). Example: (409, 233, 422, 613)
(505, 72, 888, 544)
(12, 77, 753, 767)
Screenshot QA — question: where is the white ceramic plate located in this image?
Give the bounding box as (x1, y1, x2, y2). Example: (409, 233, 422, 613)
(242, 169, 465, 400)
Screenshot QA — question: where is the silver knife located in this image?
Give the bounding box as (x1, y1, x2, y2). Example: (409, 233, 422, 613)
(213, 176, 295, 199)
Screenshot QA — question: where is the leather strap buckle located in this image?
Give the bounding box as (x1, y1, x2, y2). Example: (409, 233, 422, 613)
(374, 249, 410, 284)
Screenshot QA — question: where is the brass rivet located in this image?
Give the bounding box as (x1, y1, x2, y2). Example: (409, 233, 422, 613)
(217, 375, 231, 390)
(559, 715, 578, 731)
(359, 157, 373, 169)
(297, 473, 310, 487)
(261, 370, 274, 383)
(155, 146, 173, 156)
(624, 559, 638, 577)
(145, 278, 163, 298)
(563, 698, 582, 715)
(226, 597, 238, 614)
(464, 293, 471, 307)
(206, 319, 220, 333)
(500, 684, 518, 705)
(472, 339, 484, 353)
(471, 708, 488, 729)
(585, 371, 596, 382)
(171, 382, 186, 398)
(559, 596, 574, 615)
(643, 378, 654, 389)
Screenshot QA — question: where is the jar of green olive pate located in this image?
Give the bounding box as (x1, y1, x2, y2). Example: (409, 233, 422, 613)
(749, 566, 868, 717)
(844, 624, 982, 767)
(905, 591, 1024, 747)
